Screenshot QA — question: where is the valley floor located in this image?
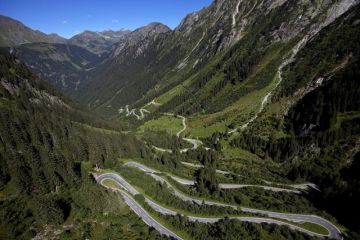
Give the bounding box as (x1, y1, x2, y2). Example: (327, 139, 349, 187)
(110, 99, 345, 239)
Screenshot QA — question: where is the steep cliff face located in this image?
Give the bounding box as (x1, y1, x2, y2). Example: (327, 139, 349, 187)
(172, 0, 359, 69)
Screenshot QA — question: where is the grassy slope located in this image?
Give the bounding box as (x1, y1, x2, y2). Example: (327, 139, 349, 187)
(138, 115, 183, 135)
(138, 40, 292, 139)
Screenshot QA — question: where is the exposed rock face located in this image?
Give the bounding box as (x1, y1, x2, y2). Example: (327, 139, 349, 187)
(69, 25, 170, 56)
(111, 22, 171, 59)
(2, 0, 358, 117)
(68, 29, 130, 55)
(0, 54, 71, 109)
(171, 0, 359, 69)
(177, 12, 201, 35)
(73, 0, 359, 115)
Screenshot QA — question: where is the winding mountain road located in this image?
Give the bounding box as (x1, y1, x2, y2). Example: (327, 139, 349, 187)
(160, 113, 204, 152)
(96, 174, 183, 239)
(120, 99, 161, 120)
(122, 106, 205, 153)
(170, 175, 300, 193)
(180, 161, 318, 191)
(126, 161, 301, 193)
(139, 108, 150, 119)
(95, 171, 340, 239)
(174, 114, 186, 138)
(147, 99, 162, 107)
(106, 2, 356, 238)
(174, 115, 203, 151)
(180, 138, 203, 153)
(122, 162, 342, 239)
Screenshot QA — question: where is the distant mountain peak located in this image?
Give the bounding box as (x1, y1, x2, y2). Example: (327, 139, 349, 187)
(0, 15, 67, 46)
(134, 22, 171, 34)
(68, 29, 130, 54)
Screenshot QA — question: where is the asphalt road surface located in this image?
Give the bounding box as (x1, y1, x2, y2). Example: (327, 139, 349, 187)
(128, 161, 301, 193)
(97, 177, 183, 239)
(95, 172, 341, 239)
(181, 161, 318, 191)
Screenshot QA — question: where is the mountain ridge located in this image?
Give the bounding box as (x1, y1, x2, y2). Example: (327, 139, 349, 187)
(1, 0, 360, 238)
(2, 1, 358, 119)
(68, 29, 131, 55)
(10, 42, 101, 95)
(78, 0, 359, 116)
(0, 15, 67, 46)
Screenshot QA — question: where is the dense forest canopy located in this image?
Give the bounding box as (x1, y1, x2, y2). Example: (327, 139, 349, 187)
(0, 1, 359, 239)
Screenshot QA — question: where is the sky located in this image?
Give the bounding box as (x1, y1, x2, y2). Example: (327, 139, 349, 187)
(0, 0, 212, 38)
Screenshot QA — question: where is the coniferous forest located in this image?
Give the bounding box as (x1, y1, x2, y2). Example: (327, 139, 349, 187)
(0, 1, 360, 240)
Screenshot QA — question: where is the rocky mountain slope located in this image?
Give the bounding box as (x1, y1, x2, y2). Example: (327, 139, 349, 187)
(10, 42, 101, 96)
(0, 15, 129, 55)
(68, 29, 130, 55)
(3, 1, 358, 116)
(236, 6, 360, 232)
(1, 0, 360, 238)
(71, 0, 359, 117)
(69, 0, 360, 234)
(76, 22, 172, 114)
(0, 17, 172, 108)
(0, 15, 67, 46)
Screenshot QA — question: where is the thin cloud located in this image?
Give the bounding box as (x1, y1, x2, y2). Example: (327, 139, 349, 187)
(112, 19, 119, 23)
(62, 20, 68, 24)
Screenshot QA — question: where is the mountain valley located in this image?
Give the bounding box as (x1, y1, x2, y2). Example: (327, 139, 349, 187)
(0, 0, 359, 239)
